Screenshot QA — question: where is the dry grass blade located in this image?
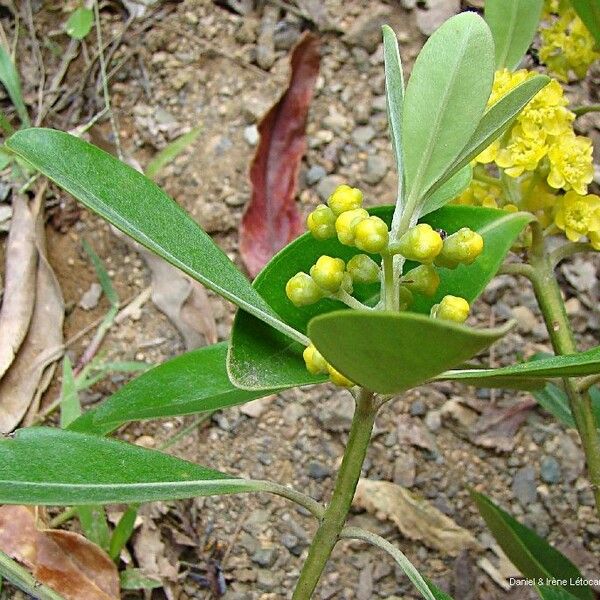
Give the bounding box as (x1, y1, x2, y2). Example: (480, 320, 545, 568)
(0, 505, 119, 600)
(0, 187, 44, 380)
(0, 191, 64, 433)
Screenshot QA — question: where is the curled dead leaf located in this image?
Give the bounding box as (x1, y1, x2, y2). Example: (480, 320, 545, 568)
(0, 505, 119, 600)
(354, 478, 481, 556)
(240, 32, 321, 277)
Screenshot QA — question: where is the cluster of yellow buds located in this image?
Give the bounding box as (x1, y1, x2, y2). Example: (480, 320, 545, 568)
(285, 252, 380, 308)
(303, 344, 354, 387)
(307, 185, 389, 254)
(455, 66, 600, 251)
(540, 1, 599, 82)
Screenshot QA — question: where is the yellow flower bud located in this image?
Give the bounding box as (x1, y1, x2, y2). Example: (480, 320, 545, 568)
(303, 344, 328, 375)
(431, 295, 470, 323)
(307, 204, 336, 240)
(285, 272, 323, 307)
(327, 364, 354, 387)
(346, 254, 380, 284)
(354, 216, 389, 254)
(335, 208, 369, 246)
(310, 255, 346, 293)
(328, 184, 363, 216)
(398, 286, 414, 310)
(435, 228, 484, 269)
(390, 224, 443, 263)
(401, 264, 440, 297)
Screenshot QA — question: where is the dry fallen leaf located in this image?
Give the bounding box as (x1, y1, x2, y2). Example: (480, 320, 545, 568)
(240, 32, 321, 277)
(0, 505, 119, 600)
(132, 518, 178, 583)
(354, 479, 481, 556)
(0, 193, 41, 380)
(0, 190, 65, 433)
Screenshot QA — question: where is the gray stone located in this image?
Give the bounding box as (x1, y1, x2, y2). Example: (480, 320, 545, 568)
(352, 125, 376, 146)
(540, 455, 561, 484)
(511, 305, 538, 333)
(308, 460, 331, 480)
(372, 95, 387, 112)
(343, 8, 392, 53)
(243, 124, 259, 146)
(363, 155, 389, 184)
(79, 283, 102, 311)
(416, 0, 460, 36)
(306, 165, 327, 186)
(317, 394, 354, 432)
(425, 409, 442, 432)
(410, 399, 427, 417)
(251, 546, 277, 567)
(281, 533, 304, 556)
(316, 175, 345, 202)
(257, 569, 282, 592)
(274, 20, 300, 50)
(512, 466, 537, 505)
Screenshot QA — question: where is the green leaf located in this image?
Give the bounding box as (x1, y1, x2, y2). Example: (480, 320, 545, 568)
(65, 7, 94, 40)
(0, 47, 30, 128)
(0, 427, 267, 505)
(229, 206, 530, 390)
(429, 75, 550, 194)
(59, 356, 80, 429)
(485, 0, 544, 70)
(109, 505, 138, 560)
(471, 491, 593, 600)
(120, 568, 162, 590)
(77, 506, 110, 551)
(146, 127, 202, 180)
(420, 165, 472, 217)
(382, 25, 405, 205)
(426, 581, 454, 600)
(308, 311, 512, 394)
(537, 587, 582, 600)
(569, 0, 600, 47)
(533, 383, 576, 427)
(438, 346, 600, 392)
(69, 342, 278, 436)
(6, 128, 303, 344)
(402, 13, 494, 210)
(82, 239, 118, 306)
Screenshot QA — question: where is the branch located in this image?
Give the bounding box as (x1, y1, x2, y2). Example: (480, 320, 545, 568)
(578, 374, 600, 394)
(550, 242, 593, 267)
(497, 262, 535, 279)
(572, 103, 600, 117)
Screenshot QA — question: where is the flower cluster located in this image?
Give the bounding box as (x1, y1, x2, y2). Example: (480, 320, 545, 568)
(286, 185, 485, 385)
(456, 68, 600, 249)
(540, 1, 599, 82)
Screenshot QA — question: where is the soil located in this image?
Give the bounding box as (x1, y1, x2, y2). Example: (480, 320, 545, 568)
(1, 1, 599, 599)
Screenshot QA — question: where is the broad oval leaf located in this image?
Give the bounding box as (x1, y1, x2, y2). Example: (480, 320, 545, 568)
(0, 428, 265, 505)
(438, 345, 600, 391)
(429, 75, 550, 195)
(484, 0, 544, 70)
(308, 311, 512, 394)
(228, 206, 530, 390)
(69, 342, 278, 436)
(6, 129, 302, 344)
(65, 7, 94, 40)
(382, 24, 405, 205)
(402, 13, 494, 209)
(471, 491, 594, 600)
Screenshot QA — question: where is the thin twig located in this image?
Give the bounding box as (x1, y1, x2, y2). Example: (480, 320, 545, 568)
(550, 241, 593, 267)
(497, 262, 535, 279)
(0, 551, 66, 600)
(24, 0, 45, 127)
(572, 103, 600, 117)
(578, 374, 600, 394)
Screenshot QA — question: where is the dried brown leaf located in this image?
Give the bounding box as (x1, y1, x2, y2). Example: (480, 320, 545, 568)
(0, 194, 40, 380)
(354, 479, 481, 556)
(0, 505, 119, 600)
(0, 196, 64, 433)
(240, 32, 321, 277)
(132, 519, 178, 583)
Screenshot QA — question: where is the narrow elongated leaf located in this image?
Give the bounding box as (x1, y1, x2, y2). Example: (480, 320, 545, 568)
(146, 127, 202, 180)
(429, 75, 550, 195)
(420, 165, 472, 217)
(240, 33, 320, 277)
(471, 491, 593, 600)
(537, 587, 582, 600)
(6, 129, 302, 343)
(59, 356, 80, 429)
(229, 206, 530, 390)
(382, 25, 405, 205)
(308, 311, 512, 394)
(69, 342, 278, 436)
(485, 0, 544, 70)
(532, 383, 600, 428)
(570, 0, 600, 46)
(0, 428, 266, 505)
(0, 47, 29, 128)
(438, 346, 600, 390)
(403, 13, 494, 209)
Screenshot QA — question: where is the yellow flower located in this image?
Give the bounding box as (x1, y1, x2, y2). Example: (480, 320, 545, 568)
(303, 344, 328, 375)
(453, 180, 502, 208)
(328, 184, 363, 216)
(547, 135, 594, 195)
(554, 191, 600, 242)
(496, 126, 548, 178)
(589, 231, 600, 251)
(327, 364, 354, 387)
(310, 255, 346, 293)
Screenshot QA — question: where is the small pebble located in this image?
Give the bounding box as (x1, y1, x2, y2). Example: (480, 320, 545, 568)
(244, 125, 259, 146)
(306, 165, 327, 186)
(540, 455, 561, 484)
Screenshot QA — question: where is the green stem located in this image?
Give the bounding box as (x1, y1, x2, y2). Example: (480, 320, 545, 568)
(549, 241, 593, 267)
(497, 261, 535, 279)
(528, 226, 600, 515)
(0, 550, 66, 600)
(578, 374, 600, 394)
(381, 254, 397, 311)
(572, 103, 600, 117)
(292, 389, 377, 599)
